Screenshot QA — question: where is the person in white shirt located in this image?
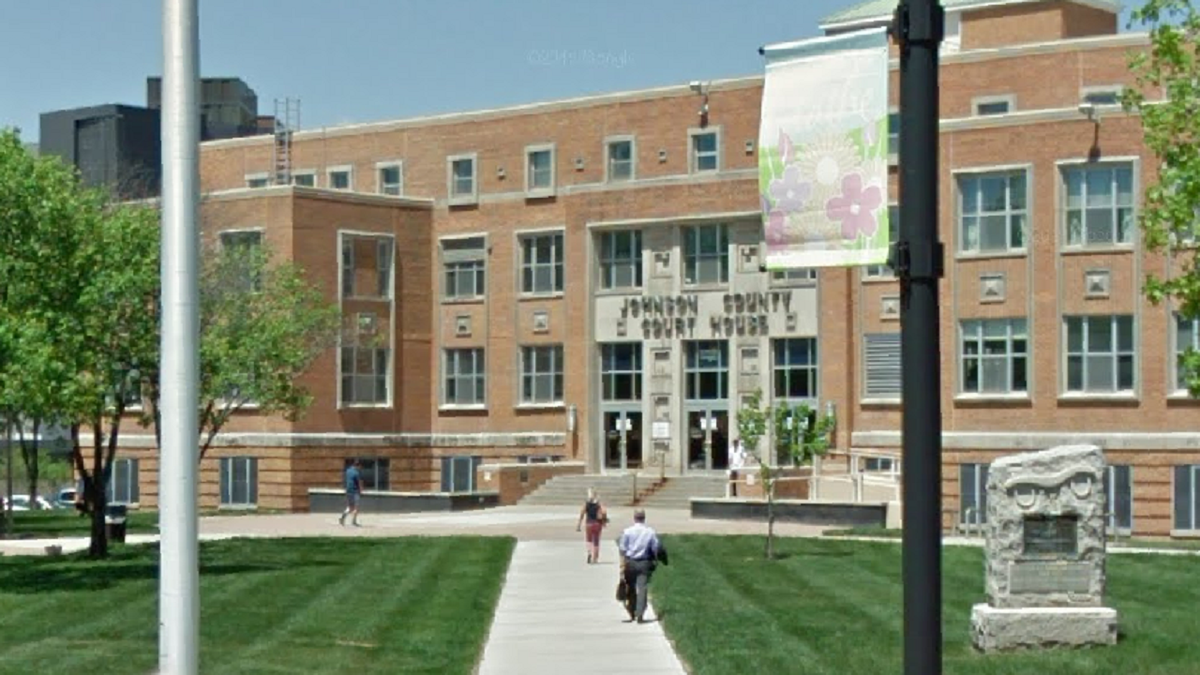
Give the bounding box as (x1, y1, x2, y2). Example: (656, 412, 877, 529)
(618, 509, 665, 623)
(728, 439, 747, 497)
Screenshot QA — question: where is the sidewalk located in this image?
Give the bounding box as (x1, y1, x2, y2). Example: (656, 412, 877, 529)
(477, 539, 686, 675)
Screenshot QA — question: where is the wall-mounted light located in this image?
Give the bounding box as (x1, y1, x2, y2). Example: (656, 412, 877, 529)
(1078, 101, 1099, 123)
(825, 400, 836, 420)
(567, 404, 577, 433)
(497, 166, 506, 179)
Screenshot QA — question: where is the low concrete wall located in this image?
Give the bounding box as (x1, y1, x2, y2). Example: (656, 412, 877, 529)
(475, 461, 587, 506)
(735, 466, 813, 500)
(691, 498, 888, 528)
(308, 489, 499, 514)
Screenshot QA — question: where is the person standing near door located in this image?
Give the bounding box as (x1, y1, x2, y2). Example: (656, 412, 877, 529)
(576, 487, 607, 563)
(728, 438, 747, 497)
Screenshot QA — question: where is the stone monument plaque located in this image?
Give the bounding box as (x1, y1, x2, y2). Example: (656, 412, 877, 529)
(970, 444, 1119, 652)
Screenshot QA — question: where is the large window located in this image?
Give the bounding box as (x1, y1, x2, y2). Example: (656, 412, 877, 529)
(1105, 464, 1132, 533)
(600, 230, 642, 289)
(865, 205, 899, 278)
(340, 233, 395, 299)
(106, 458, 139, 505)
(444, 348, 486, 406)
(773, 338, 818, 401)
(341, 344, 389, 406)
(219, 456, 258, 507)
(685, 340, 728, 400)
(601, 343, 642, 401)
(959, 171, 1027, 253)
(864, 333, 901, 398)
(1176, 313, 1199, 392)
(1063, 163, 1135, 246)
(441, 456, 482, 493)
(960, 319, 1028, 394)
(521, 345, 564, 404)
(607, 138, 634, 181)
(442, 237, 486, 299)
(690, 130, 719, 173)
(683, 224, 729, 286)
(345, 457, 390, 491)
(1174, 465, 1200, 531)
(520, 232, 564, 295)
(1065, 315, 1135, 393)
(526, 146, 554, 193)
(960, 463, 990, 525)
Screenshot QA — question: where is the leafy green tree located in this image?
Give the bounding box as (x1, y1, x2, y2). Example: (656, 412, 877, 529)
(1124, 0, 1200, 396)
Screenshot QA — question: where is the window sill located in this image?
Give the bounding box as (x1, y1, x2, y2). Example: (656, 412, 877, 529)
(342, 294, 392, 302)
(594, 287, 642, 297)
(218, 504, 258, 512)
(448, 195, 478, 207)
(525, 188, 556, 200)
(861, 275, 897, 284)
(1060, 245, 1135, 256)
(955, 250, 1027, 261)
(439, 404, 488, 412)
(338, 403, 393, 410)
(1057, 392, 1139, 404)
(515, 402, 566, 411)
(518, 292, 565, 301)
(954, 393, 1031, 404)
(442, 297, 486, 305)
(682, 282, 730, 292)
(1167, 392, 1200, 403)
(769, 279, 818, 288)
(861, 397, 901, 407)
(1169, 529, 1200, 539)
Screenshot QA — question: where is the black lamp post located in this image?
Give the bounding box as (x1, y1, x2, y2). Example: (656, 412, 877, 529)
(891, 1, 946, 674)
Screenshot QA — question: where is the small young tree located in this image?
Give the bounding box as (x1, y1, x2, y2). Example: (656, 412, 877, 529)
(1124, 0, 1200, 396)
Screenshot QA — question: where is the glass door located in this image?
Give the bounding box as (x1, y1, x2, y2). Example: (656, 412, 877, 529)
(625, 411, 643, 470)
(686, 409, 729, 471)
(603, 410, 643, 471)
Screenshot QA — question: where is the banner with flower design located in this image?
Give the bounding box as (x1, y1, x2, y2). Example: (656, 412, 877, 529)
(759, 27, 890, 269)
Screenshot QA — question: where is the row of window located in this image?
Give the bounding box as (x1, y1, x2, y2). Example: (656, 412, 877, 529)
(963, 87, 1122, 118)
(442, 339, 818, 408)
(246, 131, 723, 199)
(864, 314, 1200, 398)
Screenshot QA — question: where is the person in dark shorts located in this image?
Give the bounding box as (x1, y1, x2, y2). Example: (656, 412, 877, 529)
(340, 459, 363, 527)
(576, 487, 608, 564)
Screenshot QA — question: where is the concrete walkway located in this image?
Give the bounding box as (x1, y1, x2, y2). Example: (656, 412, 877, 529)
(477, 539, 686, 675)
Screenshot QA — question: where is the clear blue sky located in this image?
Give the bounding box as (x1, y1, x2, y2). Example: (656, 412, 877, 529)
(0, 0, 869, 142)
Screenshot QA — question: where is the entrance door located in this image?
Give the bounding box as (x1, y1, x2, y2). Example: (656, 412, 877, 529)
(603, 410, 644, 471)
(686, 409, 729, 471)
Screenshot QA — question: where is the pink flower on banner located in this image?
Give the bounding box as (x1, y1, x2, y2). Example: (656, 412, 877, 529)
(778, 129, 794, 165)
(768, 165, 812, 213)
(766, 209, 787, 245)
(826, 173, 883, 239)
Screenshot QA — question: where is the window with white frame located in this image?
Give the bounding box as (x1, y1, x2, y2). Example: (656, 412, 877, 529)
(865, 457, 897, 473)
(960, 318, 1028, 394)
(340, 233, 394, 300)
(520, 232, 564, 295)
(448, 155, 476, 201)
(973, 98, 1012, 116)
(960, 463, 990, 525)
(444, 348, 486, 406)
(600, 230, 642, 289)
(683, 224, 729, 285)
(773, 338, 819, 401)
(1105, 464, 1132, 533)
(959, 171, 1027, 253)
(106, 458, 139, 505)
(601, 342, 642, 401)
(521, 345, 564, 404)
(1063, 163, 1135, 246)
(685, 340, 728, 400)
(442, 237, 486, 300)
(526, 146, 554, 193)
(690, 130, 719, 173)
(377, 163, 403, 196)
(376, 239, 393, 298)
(327, 167, 352, 191)
(1176, 313, 1200, 393)
(607, 139, 634, 181)
(292, 172, 316, 187)
(345, 457, 390, 491)
(219, 456, 258, 507)
(1064, 315, 1135, 393)
(1174, 464, 1200, 531)
(864, 332, 901, 398)
(219, 229, 264, 293)
(246, 174, 268, 188)
(865, 205, 899, 277)
(441, 455, 482, 493)
(772, 267, 817, 284)
(340, 342, 389, 406)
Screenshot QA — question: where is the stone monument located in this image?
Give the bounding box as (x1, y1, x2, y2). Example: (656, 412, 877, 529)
(970, 444, 1119, 652)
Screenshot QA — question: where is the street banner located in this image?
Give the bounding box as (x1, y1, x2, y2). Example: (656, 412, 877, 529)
(759, 27, 891, 269)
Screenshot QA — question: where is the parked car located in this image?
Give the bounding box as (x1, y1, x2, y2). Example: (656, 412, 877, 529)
(55, 488, 78, 510)
(4, 494, 56, 510)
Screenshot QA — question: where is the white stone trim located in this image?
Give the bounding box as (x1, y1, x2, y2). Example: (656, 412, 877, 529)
(116, 432, 567, 449)
(852, 431, 1200, 451)
(587, 209, 760, 230)
(202, 184, 434, 208)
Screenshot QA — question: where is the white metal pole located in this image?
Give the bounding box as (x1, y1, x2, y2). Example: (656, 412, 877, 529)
(159, 0, 200, 673)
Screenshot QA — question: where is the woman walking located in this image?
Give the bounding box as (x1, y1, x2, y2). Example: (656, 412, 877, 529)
(576, 488, 607, 564)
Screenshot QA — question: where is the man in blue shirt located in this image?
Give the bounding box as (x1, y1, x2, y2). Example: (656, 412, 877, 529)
(340, 459, 364, 527)
(618, 508, 666, 623)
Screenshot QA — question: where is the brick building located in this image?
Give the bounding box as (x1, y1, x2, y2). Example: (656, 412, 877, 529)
(112, 0, 1200, 537)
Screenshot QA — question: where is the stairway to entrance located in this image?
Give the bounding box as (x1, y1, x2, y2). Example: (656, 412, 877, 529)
(518, 473, 727, 509)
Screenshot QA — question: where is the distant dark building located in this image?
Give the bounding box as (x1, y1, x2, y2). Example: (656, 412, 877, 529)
(147, 76, 261, 141)
(38, 104, 162, 200)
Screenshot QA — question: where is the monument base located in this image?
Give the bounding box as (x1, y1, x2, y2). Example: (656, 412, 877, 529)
(971, 604, 1118, 652)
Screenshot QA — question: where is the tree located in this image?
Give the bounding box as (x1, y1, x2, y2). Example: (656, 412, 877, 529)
(142, 239, 341, 461)
(1124, 0, 1200, 396)
(737, 389, 837, 559)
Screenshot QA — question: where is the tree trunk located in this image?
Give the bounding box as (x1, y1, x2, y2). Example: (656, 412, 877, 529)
(19, 421, 40, 509)
(88, 421, 108, 559)
(765, 475, 777, 560)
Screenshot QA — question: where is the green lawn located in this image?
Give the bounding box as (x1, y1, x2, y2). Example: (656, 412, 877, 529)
(652, 535, 1200, 675)
(4, 509, 160, 538)
(0, 536, 514, 675)
(823, 525, 1200, 552)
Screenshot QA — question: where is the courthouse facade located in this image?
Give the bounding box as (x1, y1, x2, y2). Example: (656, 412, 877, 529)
(111, 0, 1200, 537)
